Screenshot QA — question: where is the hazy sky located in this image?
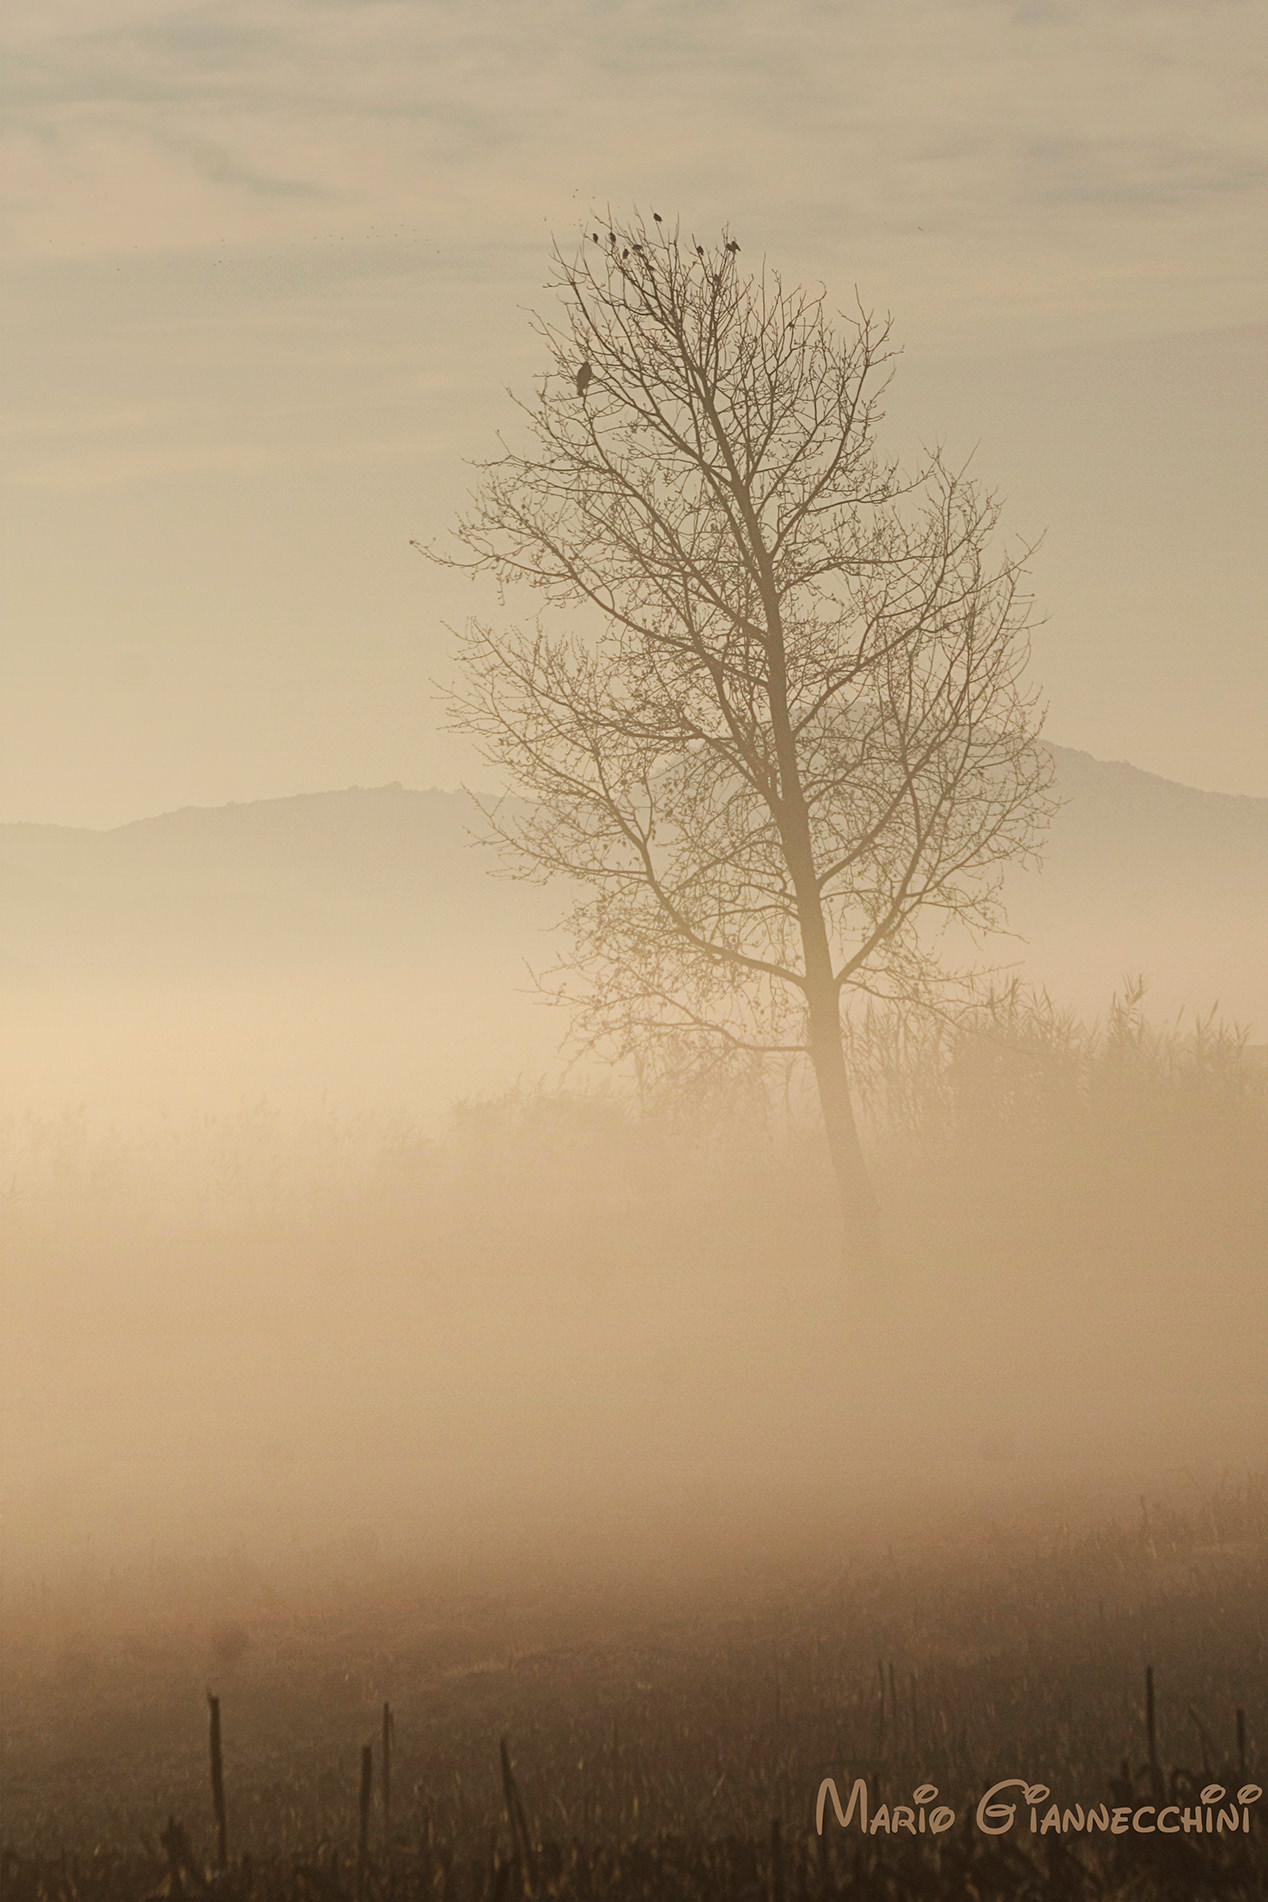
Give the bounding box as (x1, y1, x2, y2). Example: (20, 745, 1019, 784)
(3, 0, 1265, 827)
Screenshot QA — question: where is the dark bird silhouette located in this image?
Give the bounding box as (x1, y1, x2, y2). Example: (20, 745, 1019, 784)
(726, 239, 740, 253)
(591, 232, 600, 242)
(653, 212, 662, 222)
(696, 245, 704, 256)
(575, 361, 592, 397)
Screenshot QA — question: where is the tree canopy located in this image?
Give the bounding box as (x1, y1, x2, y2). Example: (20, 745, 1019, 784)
(432, 211, 1054, 1252)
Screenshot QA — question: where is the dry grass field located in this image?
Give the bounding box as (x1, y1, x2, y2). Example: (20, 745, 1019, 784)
(3, 989, 1265, 1897)
(2, 1476, 1265, 1898)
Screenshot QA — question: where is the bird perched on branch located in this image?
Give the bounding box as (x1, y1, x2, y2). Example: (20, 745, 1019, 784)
(575, 360, 592, 397)
(726, 239, 740, 253)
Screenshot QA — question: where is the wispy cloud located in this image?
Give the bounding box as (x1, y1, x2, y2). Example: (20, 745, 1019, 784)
(2, 0, 1264, 477)
(3, 0, 1264, 253)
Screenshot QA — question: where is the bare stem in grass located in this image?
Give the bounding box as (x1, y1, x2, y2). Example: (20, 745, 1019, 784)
(356, 1743, 372, 1901)
(206, 1693, 227, 1873)
(382, 1703, 394, 1848)
(1145, 1664, 1163, 1803)
(500, 1736, 537, 1898)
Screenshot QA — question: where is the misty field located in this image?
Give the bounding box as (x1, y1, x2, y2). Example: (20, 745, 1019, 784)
(2, 989, 1266, 1896)
(2, 1477, 1265, 1899)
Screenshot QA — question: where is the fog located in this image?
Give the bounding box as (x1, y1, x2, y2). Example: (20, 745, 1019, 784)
(3, 911, 1264, 1632)
(3, 756, 1265, 1664)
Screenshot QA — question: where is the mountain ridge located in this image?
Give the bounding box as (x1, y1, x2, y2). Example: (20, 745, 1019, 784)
(7, 741, 1268, 842)
(1, 746, 1264, 1030)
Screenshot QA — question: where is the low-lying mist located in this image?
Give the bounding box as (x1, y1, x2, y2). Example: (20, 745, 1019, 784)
(3, 981, 1263, 1636)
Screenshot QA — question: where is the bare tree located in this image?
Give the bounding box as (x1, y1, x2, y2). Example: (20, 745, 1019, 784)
(431, 211, 1055, 1260)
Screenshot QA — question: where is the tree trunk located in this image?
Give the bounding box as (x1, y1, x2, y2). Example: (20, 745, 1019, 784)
(805, 972, 882, 1265)
(717, 457, 882, 1263)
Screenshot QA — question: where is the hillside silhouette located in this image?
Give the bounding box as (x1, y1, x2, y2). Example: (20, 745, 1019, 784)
(1, 747, 1263, 1031)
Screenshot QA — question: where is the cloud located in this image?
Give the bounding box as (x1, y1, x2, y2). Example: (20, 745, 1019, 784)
(1018, 135, 1268, 210)
(154, 126, 332, 198)
(1, 0, 1264, 486)
(3, 0, 1264, 246)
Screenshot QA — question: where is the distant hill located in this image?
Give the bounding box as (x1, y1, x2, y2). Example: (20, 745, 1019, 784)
(999, 747, 1267, 1030)
(1, 749, 1265, 1030)
(0, 786, 554, 978)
